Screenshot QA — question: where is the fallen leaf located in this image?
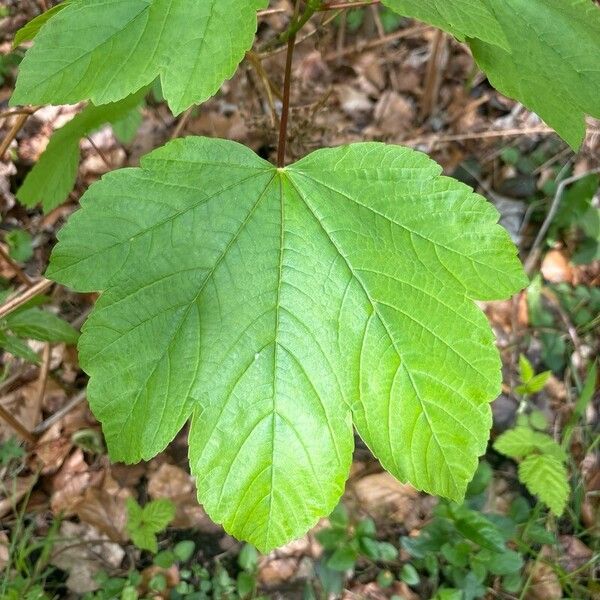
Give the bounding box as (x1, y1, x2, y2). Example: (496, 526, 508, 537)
(51, 521, 125, 594)
(541, 249, 573, 284)
(352, 472, 419, 524)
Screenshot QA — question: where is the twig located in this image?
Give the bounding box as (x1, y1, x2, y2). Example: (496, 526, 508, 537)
(324, 24, 426, 60)
(171, 106, 195, 139)
(400, 125, 565, 146)
(0, 113, 29, 160)
(320, 0, 381, 9)
(0, 245, 32, 287)
(246, 51, 281, 127)
(35, 344, 51, 410)
(0, 404, 36, 444)
(33, 389, 87, 435)
(0, 279, 54, 319)
(419, 28, 446, 120)
(524, 168, 600, 275)
(85, 135, 112, 169)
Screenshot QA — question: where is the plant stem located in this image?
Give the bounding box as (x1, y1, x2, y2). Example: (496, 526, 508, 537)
(277, 0, 312, 167)
(320, 0, 380, 10)
(277, 35, 297, 167)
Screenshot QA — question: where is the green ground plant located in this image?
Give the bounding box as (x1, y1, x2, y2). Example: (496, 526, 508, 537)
(8, 0, 600, 552)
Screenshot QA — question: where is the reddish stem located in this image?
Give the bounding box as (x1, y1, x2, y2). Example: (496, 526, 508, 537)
(276, 31, 297, 167)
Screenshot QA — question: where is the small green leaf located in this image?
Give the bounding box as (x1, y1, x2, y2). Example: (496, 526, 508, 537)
(400, 563, 420, 586)
(477, 549, 523, 575)
(327, 546, 358, 571)
(377, 569, 395, 588)
(238, 544, 259, 572)
(518, 454, 569, 516)
(5, 229, 33, 263)
(237, 571, 256, 597)
(375, 541, 398, 562)
(173, 540, 195, 563)
(17, 91, 145, 213)
(525, 371, 551, 394)
(130, 528, 158, 553)
(140, 498, 175, 531)
(494, 427, 566, 462)
(355, 517, 376, 538)
(528, 409, 548, 431)
(453, 510, 506, 553)
(13, 2, 70, 47)
(518, 354, 534, 383)
(153, 550, 175, 569)
(0, 331, 39, 363)
(4, 308, 79, 344)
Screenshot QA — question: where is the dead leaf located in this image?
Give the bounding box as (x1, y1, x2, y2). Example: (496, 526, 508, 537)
(258, 557, 298, 587)
(0, 475, 37, 519)
(51, 521, 125, 594)
(559, 535, 593, 573)
(526, 559, 562, 600)
(75, 487, 129, 543)
(541, 249, 573, 284)
(352, 472, 419, 524)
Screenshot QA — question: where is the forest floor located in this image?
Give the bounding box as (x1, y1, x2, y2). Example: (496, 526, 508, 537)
(0, 1, 599, 599)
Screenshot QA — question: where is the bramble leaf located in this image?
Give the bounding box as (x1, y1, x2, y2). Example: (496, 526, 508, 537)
(518, 454, 569, 516)
(47, 138, 525, 551)
(17, 91, 146, 213)
(11, 0, 267, 115)
(494, 427, 567, 462)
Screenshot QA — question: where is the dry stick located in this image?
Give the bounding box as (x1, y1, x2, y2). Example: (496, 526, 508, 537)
(0, 245, 32, 287)
(0, 279, 54, 320)
(259, 10, 342, 58)
(35, 344, 51, 411)
(400, 125, 573, 146)
(419, 28, 446, 121)
(321, 0, 381, 9)
(171, 106, 195, 139)
(0, 113, 29, 160)
(324, 24, 426, 60)
(0, 404, 36, 444)
(524, 168, 600, 275)
(33, 389, 87, 435)
(246, 52, 281, 128)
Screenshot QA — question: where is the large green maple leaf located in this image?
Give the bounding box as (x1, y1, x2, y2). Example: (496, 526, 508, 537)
(11, 0, 267, 114)
(382, 0, 600, 149)
(48, 138, 526, 551)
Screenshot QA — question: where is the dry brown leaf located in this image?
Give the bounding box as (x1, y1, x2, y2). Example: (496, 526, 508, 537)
(32, 422, 72, 474)
(558, 535, 593, 573)
(0, 474, 36, 519)
(541, 249, 573, 284)
(49, 449, 102, 514)
(0, 530, 9, 571)
(75, 488, 129, 543)
(258, 557, 298, 587)
(148, 463, 194, 498)
(51, 521, 125, 594)
(352, 472, 419, 524)
(526, 559, 562, 600)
